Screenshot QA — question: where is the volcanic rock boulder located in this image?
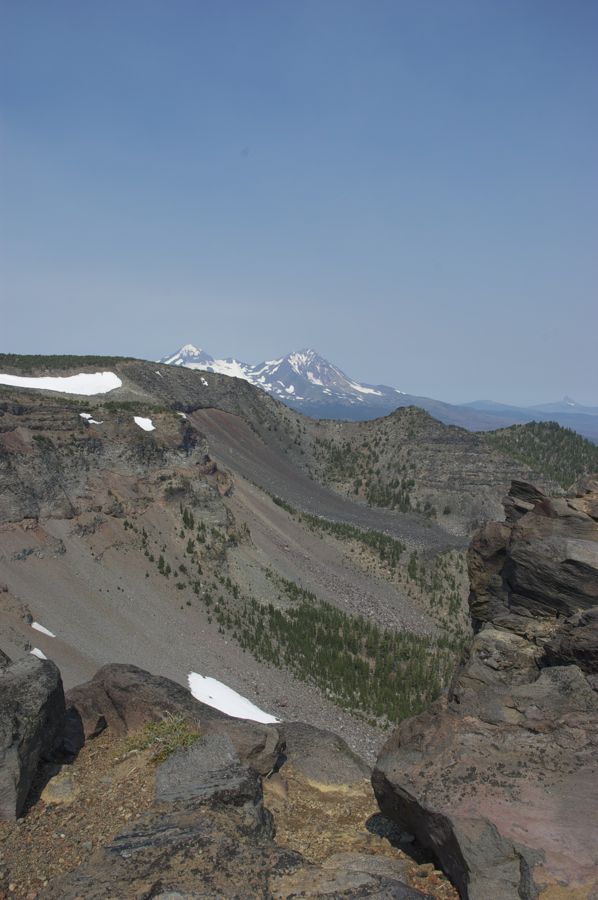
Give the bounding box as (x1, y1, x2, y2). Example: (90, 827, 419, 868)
(66, 663, 283, 774)
(279, 721, 371, 789)
(0, 655, 65, 819)
(373, 479, 598, 899)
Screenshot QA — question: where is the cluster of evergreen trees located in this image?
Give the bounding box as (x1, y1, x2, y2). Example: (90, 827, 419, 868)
(484, 420, 598, 488)
(227, 577, 463, 725)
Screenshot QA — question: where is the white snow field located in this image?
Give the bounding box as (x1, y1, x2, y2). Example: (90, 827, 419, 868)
(31, 622, 56, 638)
(0, 372, 122, 395)
(188, 672, 279, 724)
(30, 648, 48, 660)
(133, 416, 155, 431)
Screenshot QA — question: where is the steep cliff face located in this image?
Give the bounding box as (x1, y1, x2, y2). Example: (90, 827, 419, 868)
(373, 478, 598, 899)
(0, 395, 206, 524)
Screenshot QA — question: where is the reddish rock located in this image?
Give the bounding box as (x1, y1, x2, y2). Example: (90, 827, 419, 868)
(373, 479, 598, 899)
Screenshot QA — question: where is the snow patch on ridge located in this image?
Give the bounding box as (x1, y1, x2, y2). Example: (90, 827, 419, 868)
(188, 672, 279, 723)
(0, 372, 122, 395)
(347, 380, 383, 396)
(134, 416, 155, 432)
(31, 622, 56, 638)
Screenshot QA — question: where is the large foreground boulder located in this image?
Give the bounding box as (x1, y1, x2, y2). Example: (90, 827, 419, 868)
(373, 479, 598, 899)
(0, 655, 65, 819)
(66, 663, 283, 774)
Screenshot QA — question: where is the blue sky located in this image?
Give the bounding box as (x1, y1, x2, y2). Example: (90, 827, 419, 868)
(1, 0, 596, 404)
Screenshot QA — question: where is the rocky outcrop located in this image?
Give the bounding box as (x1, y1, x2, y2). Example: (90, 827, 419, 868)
(0, 655, 65, 819)
(41, 739, 288, 900)
(41, 708, 428, 899)
(373, 479, 598, 899)
(66, 663, 283, 774)
(0, 651, 447, 897)
(0, 394, 212, 524)
(468, 479, 598, 632)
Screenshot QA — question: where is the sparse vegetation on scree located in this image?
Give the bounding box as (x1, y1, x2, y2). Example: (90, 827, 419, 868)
(483, 420, 598, 488)
(310, 434, 429, 516)
(272, 496, 406, 566)
(126, 495, 465, 727)
(271, 495, 468, 640)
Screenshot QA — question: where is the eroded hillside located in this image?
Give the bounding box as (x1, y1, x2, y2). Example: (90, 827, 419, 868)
(0, 374, 469, 760)
(0, 355, 591, 759)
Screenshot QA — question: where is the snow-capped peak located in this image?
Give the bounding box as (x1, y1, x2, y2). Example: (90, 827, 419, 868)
(159, 343, 403, 413)
(160, 345, 215, 367)
(287, 349, 320, 374)
(180, 343, 203, 356)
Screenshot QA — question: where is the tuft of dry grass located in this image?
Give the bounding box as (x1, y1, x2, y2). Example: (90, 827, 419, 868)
(124, 714, 200, 763)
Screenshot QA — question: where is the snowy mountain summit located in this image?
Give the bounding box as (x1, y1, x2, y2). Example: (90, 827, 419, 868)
(159, 344, 598, 436)
(159, 344, 404, 417)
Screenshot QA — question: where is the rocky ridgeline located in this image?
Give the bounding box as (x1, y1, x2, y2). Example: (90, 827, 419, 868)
(0, 358, 564, 536)
(373, 477, 598, 899)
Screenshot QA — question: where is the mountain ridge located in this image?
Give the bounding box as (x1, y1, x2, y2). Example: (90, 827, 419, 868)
(159, 344, 598, 441)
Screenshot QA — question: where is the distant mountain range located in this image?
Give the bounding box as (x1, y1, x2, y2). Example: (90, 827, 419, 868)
(160, 344, 598, 441)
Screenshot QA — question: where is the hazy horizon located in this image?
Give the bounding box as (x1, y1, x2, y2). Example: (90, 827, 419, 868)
(1, 1, 597, 406)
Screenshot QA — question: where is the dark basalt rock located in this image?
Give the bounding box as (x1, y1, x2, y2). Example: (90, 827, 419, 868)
(279, 721, 371, 786)
(373, 478, 598, 899)
(467, 481, 598, 637)
(155, 732, 268, 816)
(0, 655, 65, 819)
(41, 782, 298, 899)
(66, 663, 283, 774)
(543, 606, 598, 673)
